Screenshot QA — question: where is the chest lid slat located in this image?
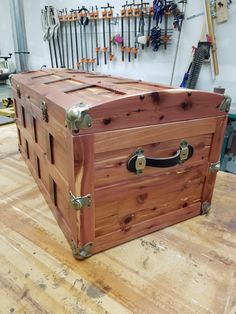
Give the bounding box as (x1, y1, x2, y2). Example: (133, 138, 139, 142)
(11, 69, 229, 135)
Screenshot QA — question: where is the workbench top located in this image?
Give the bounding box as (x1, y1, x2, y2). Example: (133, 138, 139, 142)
(1, 124, 236, 314)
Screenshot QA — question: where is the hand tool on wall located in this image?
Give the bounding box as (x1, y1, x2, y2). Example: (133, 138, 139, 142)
(59, 10, 65, 67)
(90, 7, 95, 70)
(146, 6, 153, 47)
(94, 6, 100, 66)
(133, 3, 139, 58)
(78, 7, 84, 70)
(41, 7, 54, 67)
(48, 6, 59, 68)
(101, 4, 108, 64)
(204, 0, 219, 78)
(69, 10, 75, 68)
(186, 41, 211, 89)
(140, 0, 145, 50)
(79, 7, 90, 71)
(170, 0, 187, 85)
(150, 0, 164, 52)
(163, 1, 172, 50)
(65, 8, 70, 68)
(180, 46, 196, 87)
(107, 3, 115, 61)
(121, 4, 126, 61)
(73, 10, 79, 68)
(127, 2, 133, 62)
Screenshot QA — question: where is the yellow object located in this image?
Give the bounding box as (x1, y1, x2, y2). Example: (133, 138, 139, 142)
(0, 107, 15, 118)
(2, 97, 13, 107)
(205, 0, 219, 77)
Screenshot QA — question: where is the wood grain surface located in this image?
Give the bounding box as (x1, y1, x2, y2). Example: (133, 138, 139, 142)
(1, 125, 236, 314)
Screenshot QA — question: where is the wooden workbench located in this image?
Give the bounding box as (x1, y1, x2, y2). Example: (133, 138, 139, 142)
(1, 124, 236, 314)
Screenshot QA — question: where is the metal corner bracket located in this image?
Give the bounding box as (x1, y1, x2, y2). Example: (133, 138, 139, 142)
(201, 201, 211, 215)
(219, 95, 231, 113)
(71, 241, 93, 260)
(66, 103, 92, 133)
(209, 161, 221, 173)
(70, 192, 92, 211)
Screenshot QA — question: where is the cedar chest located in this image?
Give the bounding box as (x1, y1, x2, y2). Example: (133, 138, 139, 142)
(11, 69, 231, 259)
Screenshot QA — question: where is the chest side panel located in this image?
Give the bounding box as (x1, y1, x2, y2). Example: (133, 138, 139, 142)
(93, 116, 226, 253)
(12, 85, 78, 244)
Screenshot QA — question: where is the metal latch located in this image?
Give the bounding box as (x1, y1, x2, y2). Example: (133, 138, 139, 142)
(66, 103, 92, 133)
(71, 241, 93, 260)
(70, 192, 92, 211)
(219, 95, 231, 113)
(134, 148, 146, 175)
(16, 84, 21, 99)
(179, 140, 189, 162)
(209, 161, 221, 173)
(40, 101, 48, 122)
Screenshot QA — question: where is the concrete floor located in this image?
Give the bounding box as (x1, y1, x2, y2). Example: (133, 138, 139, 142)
(0, 81, 14, 125)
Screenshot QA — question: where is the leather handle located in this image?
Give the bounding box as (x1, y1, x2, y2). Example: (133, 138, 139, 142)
(127, 141, 194, 174)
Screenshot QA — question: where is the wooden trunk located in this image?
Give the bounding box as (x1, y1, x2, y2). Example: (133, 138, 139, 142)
(11, 69, 230, 259)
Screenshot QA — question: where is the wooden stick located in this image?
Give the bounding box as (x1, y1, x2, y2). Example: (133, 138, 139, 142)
(204, 0, 219, 78)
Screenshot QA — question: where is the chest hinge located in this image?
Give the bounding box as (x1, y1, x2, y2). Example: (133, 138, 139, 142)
(70, 192, 92, 211)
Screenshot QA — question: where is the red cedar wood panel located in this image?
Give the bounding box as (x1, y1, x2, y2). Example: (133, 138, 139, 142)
(201, 116, 228, 203)
(12, 70, 225, 135)
(94, 134, 212, 187)
(92, 118, 217, 247)
(11, 69, 228, 256)
(94, 164, 206, 237)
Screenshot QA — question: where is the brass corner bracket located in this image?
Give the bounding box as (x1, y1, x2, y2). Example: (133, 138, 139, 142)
(201, 201, 211, 216)
(66, 103, 92, 133)
(71, 241, 93, 260)
(219, 95, 231, 113)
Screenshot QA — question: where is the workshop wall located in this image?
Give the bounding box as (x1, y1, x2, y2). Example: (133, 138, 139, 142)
(0, 0, 14, 61)
(1, 0, 236, 111)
